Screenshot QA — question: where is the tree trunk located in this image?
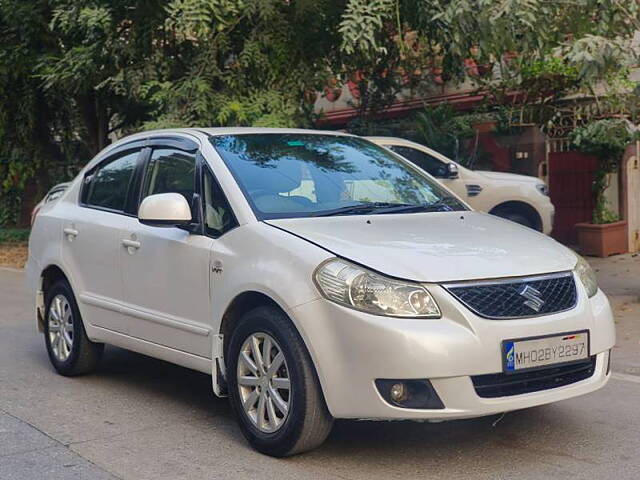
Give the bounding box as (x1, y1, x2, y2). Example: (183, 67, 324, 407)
(15, 94, 62, 228)
(79, 93, 111, 157)
(16, 181, 38, 228)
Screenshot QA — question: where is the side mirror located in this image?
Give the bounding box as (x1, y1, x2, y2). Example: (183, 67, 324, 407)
(138, 193, 192, 227)
(446, 163, 459, 179)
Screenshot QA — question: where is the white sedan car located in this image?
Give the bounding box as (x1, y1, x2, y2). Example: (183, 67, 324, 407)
(27, 128, 614, 457)
(367, 137, 555, 234)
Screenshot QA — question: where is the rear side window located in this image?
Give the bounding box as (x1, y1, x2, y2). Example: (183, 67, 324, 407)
(83, 150, 139, 212)
(141, 148, 196, 203)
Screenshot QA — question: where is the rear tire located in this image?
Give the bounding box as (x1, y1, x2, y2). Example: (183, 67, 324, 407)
(227, 306, 333, 457)
(44, 280, 104, 376)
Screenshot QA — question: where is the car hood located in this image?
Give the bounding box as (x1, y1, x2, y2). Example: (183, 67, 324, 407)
(476, 171, 540, 184)
(266, 212, 576, 283)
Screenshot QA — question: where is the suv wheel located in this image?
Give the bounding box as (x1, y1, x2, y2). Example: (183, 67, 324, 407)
(227, 306, 333, 456)
(44, 280, 104, 376)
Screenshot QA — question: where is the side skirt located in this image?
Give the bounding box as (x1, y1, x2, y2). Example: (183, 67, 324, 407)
(88, 325, 212, 375)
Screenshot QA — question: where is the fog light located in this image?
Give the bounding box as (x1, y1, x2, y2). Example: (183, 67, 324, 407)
(390, 383, 407, 402)
(375, 379, 445, 409)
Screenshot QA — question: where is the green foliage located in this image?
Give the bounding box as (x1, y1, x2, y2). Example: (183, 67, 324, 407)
(518, 57, 579, 99)
(1, 0, 638, 226)
(414, 104, 493, 160)
(557, 34, 636, 82)
(570, 119, 639, 224)
(414, 0, 638, 86)
(339, 0, 395, 58)
(592, 198, 619, 225)
(570, 119, 637, 166)
(165, 0, 247, 41)
(0, 228, 30, 244)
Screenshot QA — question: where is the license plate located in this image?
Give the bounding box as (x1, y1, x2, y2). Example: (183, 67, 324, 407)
(503, 330, 589, 373)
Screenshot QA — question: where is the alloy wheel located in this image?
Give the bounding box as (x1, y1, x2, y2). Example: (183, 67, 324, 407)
(237, 333, 291, 433)
(48, 294, 74, 362)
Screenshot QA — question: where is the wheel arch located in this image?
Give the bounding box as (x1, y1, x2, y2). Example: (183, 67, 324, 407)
(36, 264, 73, 332)
(489, 200, 543, 232)
(219, 290, 286, 358)
(41, 264, 71, 295)
(214, 290, 323, 400)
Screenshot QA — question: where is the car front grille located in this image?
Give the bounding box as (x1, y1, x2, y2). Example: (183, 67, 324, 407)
(444, 272, 577, 319)
(471, 356, 597, 398)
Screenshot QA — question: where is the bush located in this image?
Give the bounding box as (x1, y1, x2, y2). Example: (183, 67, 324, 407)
(570, 119, 640, 224)
(0, 228, 30, 244)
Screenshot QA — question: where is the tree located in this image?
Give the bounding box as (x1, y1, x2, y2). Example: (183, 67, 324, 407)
(142, 0, 344, 129)
(0, 0, 168, 226)
(338, 0, 640, 127)
(1, 0, 638, 226)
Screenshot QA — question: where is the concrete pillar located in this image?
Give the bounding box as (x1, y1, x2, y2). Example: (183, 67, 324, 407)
(621, 142, 640, 253)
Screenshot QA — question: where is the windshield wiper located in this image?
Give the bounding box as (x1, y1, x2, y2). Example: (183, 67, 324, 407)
(311, 202, 413, 217)
(370, 202, 458, 215)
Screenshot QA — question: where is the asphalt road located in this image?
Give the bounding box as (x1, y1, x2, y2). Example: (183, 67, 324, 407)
(1, 266, 639, 480)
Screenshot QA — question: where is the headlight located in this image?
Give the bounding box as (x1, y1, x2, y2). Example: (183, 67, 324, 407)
(574, 255, 598, 297)
(313, 258, 441, 318)
(536, 183, 549, 196)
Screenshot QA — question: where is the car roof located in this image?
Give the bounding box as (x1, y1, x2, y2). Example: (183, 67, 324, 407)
(199, 127, 355, 137)
(366, 136, 424, 146)
(116, 127, 354, 143)
(102, 127, 355, 155)
(83, 128, 359, 173)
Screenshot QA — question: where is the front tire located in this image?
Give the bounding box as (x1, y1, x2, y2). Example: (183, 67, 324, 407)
(227, 306, 333, 456)
(44, 280, 104, 376)
(493, 209, 535, 229)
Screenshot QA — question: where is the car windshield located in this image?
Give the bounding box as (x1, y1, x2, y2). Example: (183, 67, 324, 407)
(211, 133, 466, 220)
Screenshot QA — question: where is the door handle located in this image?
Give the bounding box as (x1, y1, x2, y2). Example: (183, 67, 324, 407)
(121, 239, 141, 249)
(63, 227, 78, 240)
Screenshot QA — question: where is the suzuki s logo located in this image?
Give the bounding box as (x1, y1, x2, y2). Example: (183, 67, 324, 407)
(519, 285, 545, 312)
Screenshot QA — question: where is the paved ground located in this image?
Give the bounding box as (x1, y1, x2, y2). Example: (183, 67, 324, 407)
(1, 256, 639, 480)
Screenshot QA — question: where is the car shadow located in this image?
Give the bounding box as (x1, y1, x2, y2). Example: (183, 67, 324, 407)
(91, 344, 554, 459)
(95, 345, 232, 418)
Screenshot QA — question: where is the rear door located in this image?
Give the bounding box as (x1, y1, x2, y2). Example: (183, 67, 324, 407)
(61, 145, 144, 334)
(118, 138, 214, 358)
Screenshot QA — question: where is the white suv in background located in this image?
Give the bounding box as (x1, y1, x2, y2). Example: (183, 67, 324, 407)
(27, 128, 612, 457)
(367, 137, 555, 234)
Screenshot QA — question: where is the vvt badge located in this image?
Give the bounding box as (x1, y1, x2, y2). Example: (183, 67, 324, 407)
(505, 341, 515, 371)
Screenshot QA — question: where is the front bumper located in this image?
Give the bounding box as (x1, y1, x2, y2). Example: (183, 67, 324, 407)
(539, 200, 555, 235)
(291, 284, 615, 420)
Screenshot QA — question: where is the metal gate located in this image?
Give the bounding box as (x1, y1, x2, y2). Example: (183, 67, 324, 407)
(548, 148, 598, 244)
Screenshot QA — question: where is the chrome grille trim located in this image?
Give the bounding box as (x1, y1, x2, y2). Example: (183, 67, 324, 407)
(443, 271, 577, 320)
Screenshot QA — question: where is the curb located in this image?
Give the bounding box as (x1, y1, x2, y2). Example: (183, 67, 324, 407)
(0, 266, 24, 273)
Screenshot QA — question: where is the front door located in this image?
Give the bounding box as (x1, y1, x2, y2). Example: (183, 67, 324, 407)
(119, 145, 213, 358)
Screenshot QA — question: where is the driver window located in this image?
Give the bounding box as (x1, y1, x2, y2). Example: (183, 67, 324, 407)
(388, 145, 448, 178)
(142, 148, 196, 203)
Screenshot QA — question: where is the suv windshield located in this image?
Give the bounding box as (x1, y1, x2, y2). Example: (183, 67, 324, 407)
(211, 134, 466, 220)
